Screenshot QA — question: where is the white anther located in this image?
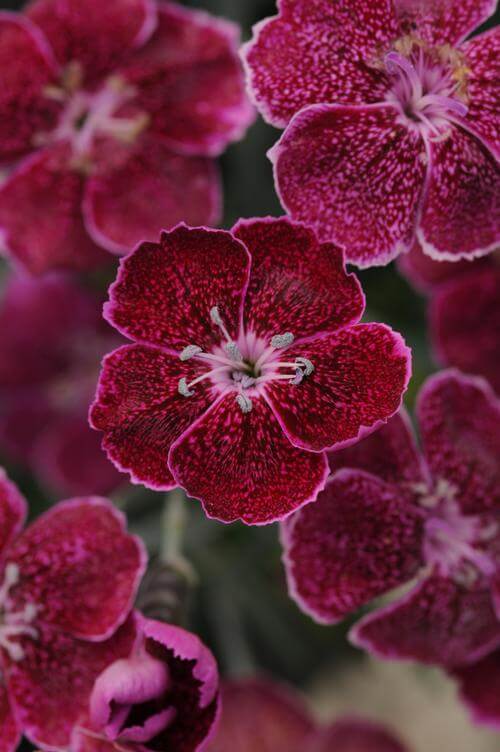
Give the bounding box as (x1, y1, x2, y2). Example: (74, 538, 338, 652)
(295, 357, 314, 376)
(241, 375, 256, 389)
(0, 564, 20, 604)
(178, 378, 194, 397)
(225, 342, 243, 361)
(271, 333, 294, 349)
(292, 369, 304, 386)
(236, 394, 253, 414)
(210, 306, 224, 327)
(232, 371, 243, 382)
(180, 345, 202, 361)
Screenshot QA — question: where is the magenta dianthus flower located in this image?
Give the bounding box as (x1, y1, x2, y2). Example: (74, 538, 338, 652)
(282, 370, 500, 667)
(90, 218, 410, 525)
(0, 0, 253, 274)
(244, 0, 499, 267)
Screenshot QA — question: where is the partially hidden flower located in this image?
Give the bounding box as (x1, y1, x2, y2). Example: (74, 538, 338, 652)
(0, 0, 253, 274)
(208, 677, 410, 752)
(74, 613, 219, 752)
(282, 369, 500, 666)
(0, 271, 124, 496)
(450, 649, 500, 730)
(0, 468, 146, 750)
(244, 0, 499, 267)
(399, 242, 500, 392)
(90, 217, 411, 525)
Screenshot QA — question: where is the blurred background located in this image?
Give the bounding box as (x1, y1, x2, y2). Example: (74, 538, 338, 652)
(0, 0, 498, 750)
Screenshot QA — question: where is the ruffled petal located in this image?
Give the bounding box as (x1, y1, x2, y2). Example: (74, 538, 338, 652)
(242, 0, 394, 127)
(430, 267, 500, 393)
(397, 240, 487, 294)
(168, 394, 329, 525)
(395, 0, 498, 47)
(271, 103, 427, 267)
(7, 498, 146, 639)
(119, 3, 253, 156)
(351, 575, 500, 666)
(5, 618, 136, 751)
(451, 651, 500, 729)
(308, 718, 409, 752)
(417, 370, 500, 514)
(233, 217, 364, 341)
(27, 0, 157, 86)
(0, 684, 20, 752)
(282, 470, 423, 624)
(0, 469, 27, 561)
(417, 127, 499, 261)
(0, 145, 110, 275)
(103, 225, 249, 350)
(266, 324, 411, 453)
(83, 135, 221, 255)
(327, 409, 428, 485)
(90, 344, 216, 491)
(0, 13, 60, 162)
(461, 28, 500, 158)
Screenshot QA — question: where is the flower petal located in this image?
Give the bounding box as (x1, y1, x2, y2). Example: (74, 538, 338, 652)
(27, 0, 157, 86)
(242, 0, 394, 127)
(266, 323, 411, 453)
(103, 225, 249, 350)
(328, 410, 428, 486)
(169, 394, 329, 525)
(271, 103, 427, 267)
(430, 267, 500, 393)
(395, 0, 498, 46)
(417, 127, 499, 261)
(83, 135, 222, 255)
(417, 370, 500, 514)
(0, 469, 27, 562)
(0, 13, 59, 162)
(451, 651, 500, 730)
(5, 618, 136, 751)
(7, 497, 146, 639)
(119, 3, 253, 156)
(0, 145, 110, 275)
(351, 575, 500, 666)
(461, 28, 500, 158)
(0, 684, 21, 752)
(308, 718, 409, 752)
(398, 240, 488, 294)
(90, 344, 216, 491)
(282, 470, 423, 624)
(233, 217, 364, 341)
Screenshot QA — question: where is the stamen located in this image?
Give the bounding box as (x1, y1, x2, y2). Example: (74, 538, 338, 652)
(180, 345, 203, 361)
(271, 333, 294, 349)
(225, 342, 243, 361)
(0, 563, 19, 604)
(241, 375, 256, 388)
(210, 306, 232, 342)
(236, 394, 253, 413)
(295, 357, 314, 376)
(178, 378, 194, 397)
(178, 366, 229, 397)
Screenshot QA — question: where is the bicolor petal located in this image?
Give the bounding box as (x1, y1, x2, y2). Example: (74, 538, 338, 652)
(394, 0, 498, 47)
(461, 28, 500, 158)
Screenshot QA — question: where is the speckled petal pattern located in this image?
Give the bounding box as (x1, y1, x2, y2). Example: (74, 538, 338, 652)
(0, 685, 20, 752)
(461, 29, 500, 158)
(394, 0, 498, 47)
(0, 470, 27, 560)
(451, 650, 500, 729)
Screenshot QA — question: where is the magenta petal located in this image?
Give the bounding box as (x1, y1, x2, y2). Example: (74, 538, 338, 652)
(266, 324, 411, 453)
(5, 618, 136, 750)
(272, 103, 427, 267)
(395, 0, 498, 46)
(0, 683, 21, 752)
(7, 498, 146, 639)
(90, 344, 216, 491)
(351, 575, 500, 667)
(460, 29, 500, 158)
(0, 13, 59, 162)
(308, 718, 409, 752)
(417, 370, 500, 514)
(120, 3, 253, 156)
(398, 240, 485, 294)
(451, 651, 500, 730)
(0, 470, 27, 561)
(430, 267, 500, 393)
(283, 470, 423, 624)
(242, 0, 394, 127)
(84, 136, 221, 255)
(103, 225, 249, 350)
(0, 145, 110, 275)
(418, 127, 499, 261)
(27, 0, 157, 85)
(233, 217, 364, 340)
(169, 394, 329, 525)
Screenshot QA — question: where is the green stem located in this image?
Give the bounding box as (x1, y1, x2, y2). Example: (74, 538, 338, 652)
(160, 487, 188, 564)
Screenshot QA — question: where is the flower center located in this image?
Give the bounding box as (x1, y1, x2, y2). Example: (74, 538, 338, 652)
(419, 481, 497, 586)
(178, 306, 314, 414)
(0, 563, 39, 662)
(384, 36, 469, 140)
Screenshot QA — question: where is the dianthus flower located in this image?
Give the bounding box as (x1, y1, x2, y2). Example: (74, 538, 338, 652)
(0, 469, 145, 750)
(208, 677, 409, 752)
(73, 613, 219, 752)
(282, 370, 500, 666)
(0, 0, 252, 274)
(400, 243, 500, 392)
(0, 272, 123, 495)
(244, 0, 499, 266)
(90, 218, 410, 525)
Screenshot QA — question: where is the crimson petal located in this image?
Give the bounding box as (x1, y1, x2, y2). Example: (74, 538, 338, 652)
(460, 29, 500, 158)
(0, 684, 20, 752)
(395, 0, 498, 46)
(0, 470, 27, 562)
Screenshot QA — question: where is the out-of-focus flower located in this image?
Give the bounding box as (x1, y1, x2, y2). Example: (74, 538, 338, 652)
(400, 243, 500, 392)
(0, 469, 145, 750)
(0, 272, 124, 496)
(451, 650, 500, 730)
(207, 677, 409, 752)
(0, 0, 253, 274)
(244, 0, 499, 267)
(282, 370, 500, 667)
(90, 218, 411, 525)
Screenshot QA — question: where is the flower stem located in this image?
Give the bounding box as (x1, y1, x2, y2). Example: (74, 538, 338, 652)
(161, 487, 188, 565)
